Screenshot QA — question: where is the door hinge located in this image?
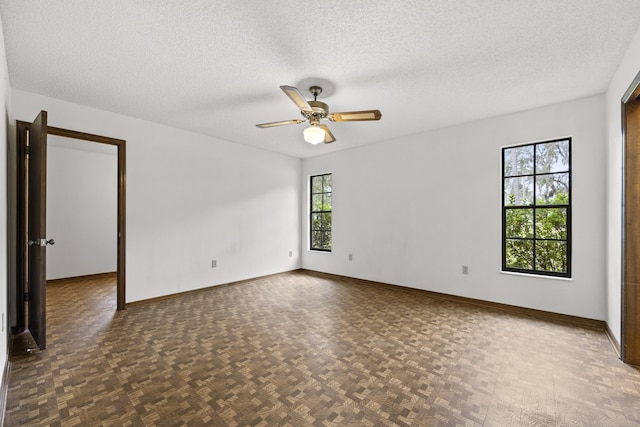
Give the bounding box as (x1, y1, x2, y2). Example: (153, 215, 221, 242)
(24, 291, 29, 302)
(25, 145, 30, 155)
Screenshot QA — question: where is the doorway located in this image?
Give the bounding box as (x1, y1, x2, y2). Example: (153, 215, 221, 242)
(47, 136, 117, 282)
(622, 71, 640, 365)
(15, 113, 126, 350)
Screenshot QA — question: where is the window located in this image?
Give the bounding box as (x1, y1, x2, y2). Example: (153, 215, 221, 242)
(502, 138, 571, 277)
(310, 173, 332, 251)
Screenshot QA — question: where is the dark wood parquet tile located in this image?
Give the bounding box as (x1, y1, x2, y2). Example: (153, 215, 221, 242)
(5, 271, 640, 426)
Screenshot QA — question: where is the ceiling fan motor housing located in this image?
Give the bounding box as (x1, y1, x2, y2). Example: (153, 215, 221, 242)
(303, 100, 329, 119)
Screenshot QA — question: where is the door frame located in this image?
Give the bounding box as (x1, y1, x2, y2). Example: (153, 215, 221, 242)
(621, 70, 640, 365)
(16, 120, 126, 333)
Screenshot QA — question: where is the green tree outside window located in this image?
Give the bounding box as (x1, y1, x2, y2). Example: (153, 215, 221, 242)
(503, 139, 571, 277)
(310, 173, 332, 251)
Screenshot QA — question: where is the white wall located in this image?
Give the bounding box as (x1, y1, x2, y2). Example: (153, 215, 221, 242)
(12, 89, 302, 302)
(0, 17, 9, 378)
(605, 26, 640, 344)
(303, 95, 606, 320)
(46, 138, 117, 280)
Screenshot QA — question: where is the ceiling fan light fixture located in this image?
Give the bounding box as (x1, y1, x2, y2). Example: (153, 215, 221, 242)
(304, 124, 325, 144)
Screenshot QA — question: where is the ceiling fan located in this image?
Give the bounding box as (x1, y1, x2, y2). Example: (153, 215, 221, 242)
(255, 85, 382, 144)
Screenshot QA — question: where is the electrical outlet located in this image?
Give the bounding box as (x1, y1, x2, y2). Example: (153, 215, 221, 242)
(462, 265, 469, 275)
(349, 254, 353, 261)
(289, 251, 293, 257)
(211, 260, 217, 268)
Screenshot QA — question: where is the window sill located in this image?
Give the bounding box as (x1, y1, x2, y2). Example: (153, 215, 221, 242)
(500, 270, 573, 281)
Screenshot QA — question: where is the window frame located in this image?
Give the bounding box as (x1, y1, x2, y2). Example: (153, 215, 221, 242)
(501, 137, 572, 278)
(309, 173, 332, 252)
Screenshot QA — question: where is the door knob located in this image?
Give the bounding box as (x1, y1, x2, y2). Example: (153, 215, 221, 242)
(28, 239, 55, 246)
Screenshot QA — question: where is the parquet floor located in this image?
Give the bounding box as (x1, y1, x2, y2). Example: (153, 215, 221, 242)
(5, 271, 640, 426)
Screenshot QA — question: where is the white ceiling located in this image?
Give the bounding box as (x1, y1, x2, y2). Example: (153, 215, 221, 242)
(1, 1, 640, 159)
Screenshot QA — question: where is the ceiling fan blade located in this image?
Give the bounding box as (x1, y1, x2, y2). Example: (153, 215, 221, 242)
(255, 119, 304, 128)
(319, 124, 336, 144)
(280, 85, 313, 113)
(329, 110, 382, 122)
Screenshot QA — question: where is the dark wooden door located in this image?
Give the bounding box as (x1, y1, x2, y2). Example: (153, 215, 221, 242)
(623, 72, 640, 366)
(27, 111, 48, 350)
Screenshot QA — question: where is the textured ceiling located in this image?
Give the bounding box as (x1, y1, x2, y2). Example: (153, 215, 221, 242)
(1, 1, 640, 158)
